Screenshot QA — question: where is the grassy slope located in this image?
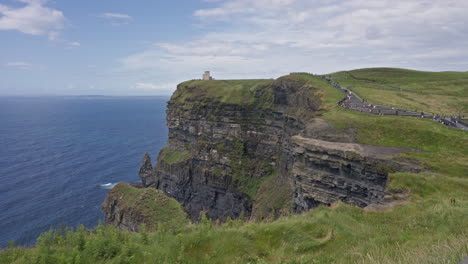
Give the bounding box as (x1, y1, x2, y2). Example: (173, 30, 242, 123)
(1, 72, 467, 264)
(108, 183, 189, 232)
(329, 68, 468, 116)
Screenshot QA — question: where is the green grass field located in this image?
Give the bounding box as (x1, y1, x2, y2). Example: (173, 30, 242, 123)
(1, 70, 467, 264)
(329, 68, 468, 116)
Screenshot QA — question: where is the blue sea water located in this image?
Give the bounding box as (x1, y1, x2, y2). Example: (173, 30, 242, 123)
(0, 96, 168, 247)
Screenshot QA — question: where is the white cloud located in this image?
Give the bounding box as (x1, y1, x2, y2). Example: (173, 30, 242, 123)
(5, 61, 32, 69)
(117, 0, 468, 95)
(69, 41, 80, 46)
(191, 0, 468, 53)
(101, 13, 132, 19)
(100, 12, 132, 25)
(194, 0, 295, 18)
(157, 40, 269, 57)
(0, 0, 64, 36)
(47, 31, 60, 41)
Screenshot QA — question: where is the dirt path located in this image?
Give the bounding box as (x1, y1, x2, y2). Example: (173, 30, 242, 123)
(321, 76, 468, 131)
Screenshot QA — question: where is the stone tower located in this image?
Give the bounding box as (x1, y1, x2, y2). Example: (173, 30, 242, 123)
(202, 71, 212, 80)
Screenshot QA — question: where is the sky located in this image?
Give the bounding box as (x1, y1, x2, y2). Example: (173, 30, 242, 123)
(1, 0, 468, 96)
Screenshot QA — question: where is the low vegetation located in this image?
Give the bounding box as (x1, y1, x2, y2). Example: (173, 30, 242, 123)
(159, 147, 191, 165)
(252, 172, 293, 219)
(225, 140, 275, 198)
(108, 183, 189, 232)
(172, 79, 274, 105)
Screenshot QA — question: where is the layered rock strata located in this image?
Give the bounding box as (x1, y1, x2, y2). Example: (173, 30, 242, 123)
(136, 75, 418, 221)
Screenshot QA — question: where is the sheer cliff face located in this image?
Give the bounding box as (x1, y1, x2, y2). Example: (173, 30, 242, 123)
(139, 75, 417, 221)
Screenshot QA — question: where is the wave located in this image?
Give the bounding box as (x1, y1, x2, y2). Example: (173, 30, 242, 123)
(99, 183, 117, 189)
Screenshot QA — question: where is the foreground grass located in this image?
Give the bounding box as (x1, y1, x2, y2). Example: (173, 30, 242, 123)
(2, 171, 467, 264)
(329, 68, 468, 116)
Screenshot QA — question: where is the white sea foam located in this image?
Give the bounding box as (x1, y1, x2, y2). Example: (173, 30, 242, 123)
(99, 183, 117, 189)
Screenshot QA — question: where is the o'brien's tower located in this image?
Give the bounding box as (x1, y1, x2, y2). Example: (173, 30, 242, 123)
(202, 71, 213, 80)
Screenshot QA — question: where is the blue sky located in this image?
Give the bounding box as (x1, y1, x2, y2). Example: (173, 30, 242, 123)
(1, 0, 467, 95)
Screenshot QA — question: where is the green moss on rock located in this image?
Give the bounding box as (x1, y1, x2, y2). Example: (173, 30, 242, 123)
(252, 172, 294, 220)
(159, 147, 191, 165)
(103, 183, 189, 232)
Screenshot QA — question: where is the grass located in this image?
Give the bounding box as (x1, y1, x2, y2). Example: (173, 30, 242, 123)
(107, 183, 189, 232)
(224, 140, 275, 198)
(272, 74, 339, 119)
(329, 68, 468, 116)
(323, 109, 468, 177)
(1, 69, 467, 263)
(293, 73, 347, 111)
(317, 69, 468, 177)
(348, 68, 468, 87)
(2, 172, 466, 263)
(252, 172, 294, 219)
(159, 147, 191, 165)
(172, 79, 274, 105)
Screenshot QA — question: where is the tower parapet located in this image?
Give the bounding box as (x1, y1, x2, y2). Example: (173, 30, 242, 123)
(202, 71, 213, 80)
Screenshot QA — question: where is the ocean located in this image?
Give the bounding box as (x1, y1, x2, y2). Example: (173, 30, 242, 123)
(0, 96, 168, 247)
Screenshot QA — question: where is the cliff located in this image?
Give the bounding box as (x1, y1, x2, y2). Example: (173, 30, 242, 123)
(134, 74, 419, 222)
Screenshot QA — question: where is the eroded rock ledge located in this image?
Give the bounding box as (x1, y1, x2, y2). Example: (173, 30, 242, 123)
(290, 135, 418, 210)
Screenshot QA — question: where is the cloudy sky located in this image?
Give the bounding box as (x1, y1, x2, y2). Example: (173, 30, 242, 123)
(1, 0, 467, 95)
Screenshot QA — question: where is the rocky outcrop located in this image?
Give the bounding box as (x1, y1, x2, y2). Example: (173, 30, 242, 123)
(101, 183, 189, 232)
(139, 152, 154, 187)
(290, 136, 418, 210)
(135, 74, 419, 222)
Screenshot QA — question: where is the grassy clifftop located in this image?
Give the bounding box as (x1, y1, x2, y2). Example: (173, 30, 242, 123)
(346, 68, 468, 86)
(329, 68, 468, 116)
(171, 79, 274, 105)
